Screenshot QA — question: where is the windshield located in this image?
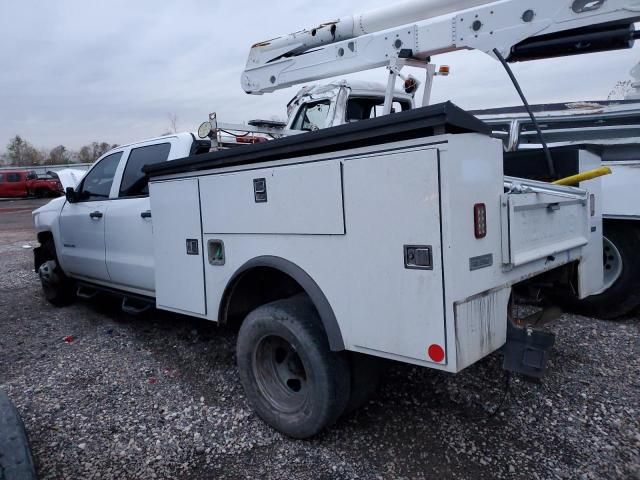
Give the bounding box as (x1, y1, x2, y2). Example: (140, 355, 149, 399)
(291, 100, 331, 131)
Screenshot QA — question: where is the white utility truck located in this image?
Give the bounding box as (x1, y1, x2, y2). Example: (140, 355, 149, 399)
(33, 0, 640, 438)
(473, 99, 640, 318)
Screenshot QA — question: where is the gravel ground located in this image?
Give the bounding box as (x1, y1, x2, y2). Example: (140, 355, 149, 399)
(0, 201, 639, 479)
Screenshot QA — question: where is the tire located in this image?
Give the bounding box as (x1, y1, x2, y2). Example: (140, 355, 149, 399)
(558, 223, 640, 319)
(236, 294, 350, 439)
(37, 241, 74, 307)
(0, 390, 37, 480)
(343, 353, 386, 416)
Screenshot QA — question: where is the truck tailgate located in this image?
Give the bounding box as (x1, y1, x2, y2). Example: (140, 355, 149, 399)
(502, 177, 590, 268)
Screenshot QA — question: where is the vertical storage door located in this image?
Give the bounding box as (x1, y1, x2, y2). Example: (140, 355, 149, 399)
(149, 178, 206, 316)
(342, 148, 447, 364)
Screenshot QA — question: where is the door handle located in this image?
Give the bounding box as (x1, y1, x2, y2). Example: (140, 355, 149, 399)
(89, 211, 103, 219)
(141, 211, 152, 219)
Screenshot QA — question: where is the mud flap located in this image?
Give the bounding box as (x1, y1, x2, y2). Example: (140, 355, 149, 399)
(502, 322, 556, 380)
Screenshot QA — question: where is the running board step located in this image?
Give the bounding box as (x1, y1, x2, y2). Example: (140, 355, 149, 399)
(121, 297, 152, 316)
(76, 286, 98, 299)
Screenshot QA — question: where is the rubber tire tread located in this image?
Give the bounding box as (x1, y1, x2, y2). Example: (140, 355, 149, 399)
(236, 294, 350, 439)
(556, 223, 640, 319)
(39, 241, 74, 307)
(0, 390, 37, 480)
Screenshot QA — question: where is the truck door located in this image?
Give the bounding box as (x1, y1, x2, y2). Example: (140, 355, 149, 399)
(5, 172, 26, 197)
(104, 142, 172, 295)
(59, 152, 123, 281)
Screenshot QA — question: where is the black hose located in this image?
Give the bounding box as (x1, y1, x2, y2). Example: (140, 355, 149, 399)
(493, 48, 556, 178)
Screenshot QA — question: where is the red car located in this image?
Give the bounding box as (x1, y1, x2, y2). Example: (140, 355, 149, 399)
(0, 169, 63, 198)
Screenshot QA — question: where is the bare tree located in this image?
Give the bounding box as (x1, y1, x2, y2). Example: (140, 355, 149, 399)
(5, 135, 44, 165)
(76, 142, 119, 163)
(46, 145, 70, 165)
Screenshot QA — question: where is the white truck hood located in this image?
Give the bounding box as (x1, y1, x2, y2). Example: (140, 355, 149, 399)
(50, 168, 86, 191)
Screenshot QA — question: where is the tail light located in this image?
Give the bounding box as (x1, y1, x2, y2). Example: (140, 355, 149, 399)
(590, 194, 596, 217)
(474, 203, 487, 239)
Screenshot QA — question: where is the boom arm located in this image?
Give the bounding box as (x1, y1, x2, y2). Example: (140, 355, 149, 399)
(242, 0, 640, 94)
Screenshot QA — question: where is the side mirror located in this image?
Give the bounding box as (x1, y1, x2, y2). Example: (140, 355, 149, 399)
(65, 187, 77, 203)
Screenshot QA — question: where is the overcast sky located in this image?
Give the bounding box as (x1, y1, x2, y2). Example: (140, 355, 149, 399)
(1, 1, 639, 151)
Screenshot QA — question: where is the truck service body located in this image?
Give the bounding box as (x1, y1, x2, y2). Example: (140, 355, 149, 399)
(31, 0, 640, 436)
(144, 104, 602, 371)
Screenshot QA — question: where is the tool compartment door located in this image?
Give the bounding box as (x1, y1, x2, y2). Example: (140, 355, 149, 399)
(503, 180, 590, 268)
(342, 148, 446, 364)
(149, 178, 206, 315)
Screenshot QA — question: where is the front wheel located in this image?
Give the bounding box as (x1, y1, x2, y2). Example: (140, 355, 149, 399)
(236, 295, 350, 439)
(38, 259, 74, 307)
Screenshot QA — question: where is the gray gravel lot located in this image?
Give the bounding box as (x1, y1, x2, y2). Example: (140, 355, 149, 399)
(1, 199, 639, 479)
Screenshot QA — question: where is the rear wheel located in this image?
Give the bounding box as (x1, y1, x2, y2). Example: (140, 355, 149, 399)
(559, 223, 640, 319)
(236, 295, 350, 439)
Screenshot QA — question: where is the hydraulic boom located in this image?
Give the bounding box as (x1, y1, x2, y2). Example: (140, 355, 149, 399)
(242, 0, 640, 95)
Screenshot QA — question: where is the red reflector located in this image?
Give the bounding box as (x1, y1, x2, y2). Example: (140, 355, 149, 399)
(474, 203, 487, 239)
(428, 344, 445, 363)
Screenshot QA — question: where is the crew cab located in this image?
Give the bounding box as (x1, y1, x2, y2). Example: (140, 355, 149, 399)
(33, 105, 604, 438)
(33, 133, 210, 300)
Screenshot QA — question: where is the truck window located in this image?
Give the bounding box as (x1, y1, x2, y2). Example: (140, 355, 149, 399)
(7, 173, 21, 182)
(77, 152, 123, 201)
(291, 100, 331, 131)
(119, 143, 171, 198)
(346, 98, 410, 122)
(0, 173, 4, 182)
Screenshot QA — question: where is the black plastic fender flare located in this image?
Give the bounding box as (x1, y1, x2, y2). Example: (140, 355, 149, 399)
(219, 256, 345, 351)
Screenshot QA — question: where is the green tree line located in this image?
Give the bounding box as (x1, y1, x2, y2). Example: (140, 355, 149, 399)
(0, 135, 119, 166)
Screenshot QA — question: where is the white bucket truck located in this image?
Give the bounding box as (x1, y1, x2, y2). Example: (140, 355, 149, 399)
(33, 0, 640, 437)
